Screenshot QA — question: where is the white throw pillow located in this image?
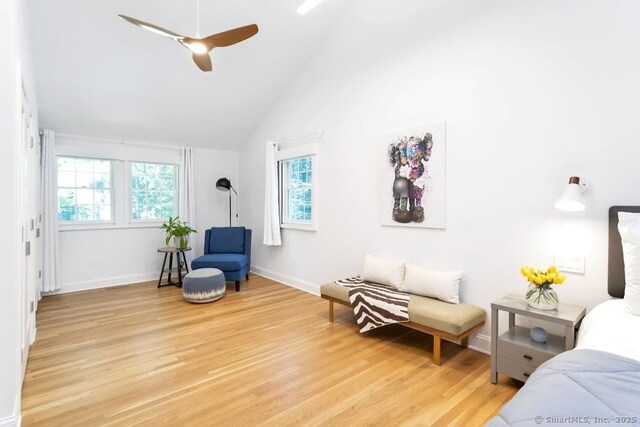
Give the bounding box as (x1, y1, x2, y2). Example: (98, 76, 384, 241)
(402, 263, 462, 304)
(361, 254, 406, 290)
(617, 212, 640, 316)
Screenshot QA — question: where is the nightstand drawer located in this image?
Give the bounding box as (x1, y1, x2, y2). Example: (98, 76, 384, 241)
(497, 339, 555, 368)
(496, 356, 535, 382)
(497, 326, 565, 368)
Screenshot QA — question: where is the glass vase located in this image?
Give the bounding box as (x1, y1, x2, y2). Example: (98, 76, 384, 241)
(525, 283, 559, 310)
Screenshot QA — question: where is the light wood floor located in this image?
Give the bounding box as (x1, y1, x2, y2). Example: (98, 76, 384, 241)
(22, 274, 519, 426)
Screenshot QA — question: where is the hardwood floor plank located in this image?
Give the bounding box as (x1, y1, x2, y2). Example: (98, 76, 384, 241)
(22, 274, 518, 426)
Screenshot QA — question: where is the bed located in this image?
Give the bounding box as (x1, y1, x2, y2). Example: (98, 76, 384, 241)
(487, 206, 640, 426)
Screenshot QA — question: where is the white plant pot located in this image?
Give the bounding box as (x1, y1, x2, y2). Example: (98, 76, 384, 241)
(173, 235, 188, 249)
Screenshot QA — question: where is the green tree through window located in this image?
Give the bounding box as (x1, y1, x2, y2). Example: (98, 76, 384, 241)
(57, 157, 112, 222)
(282, 156, 313, 223)
(130, 162, 177, 220)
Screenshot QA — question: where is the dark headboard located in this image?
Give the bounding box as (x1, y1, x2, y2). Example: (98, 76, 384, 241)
(608, 206, 640, 298)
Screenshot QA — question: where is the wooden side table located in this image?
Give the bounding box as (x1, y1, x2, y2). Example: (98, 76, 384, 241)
(490, 293, 586, 384)
(157, 247, 192, 288)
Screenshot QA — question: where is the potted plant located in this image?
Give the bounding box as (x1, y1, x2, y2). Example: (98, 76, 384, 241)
(161, 216, 197, 249)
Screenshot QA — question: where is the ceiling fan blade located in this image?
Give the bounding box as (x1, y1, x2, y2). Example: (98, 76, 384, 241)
(201, 24, 259, 50)
(118, 15, 184, 41)
(192, 53, 213, 72)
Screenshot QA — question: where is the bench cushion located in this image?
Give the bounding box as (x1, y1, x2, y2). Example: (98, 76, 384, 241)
(320, 282, 485, 336)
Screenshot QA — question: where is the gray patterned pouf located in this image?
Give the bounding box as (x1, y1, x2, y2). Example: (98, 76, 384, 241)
(182, 268, 226, 303)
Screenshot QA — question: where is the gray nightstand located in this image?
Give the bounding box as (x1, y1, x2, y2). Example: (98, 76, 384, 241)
(490, 293, 586, 384)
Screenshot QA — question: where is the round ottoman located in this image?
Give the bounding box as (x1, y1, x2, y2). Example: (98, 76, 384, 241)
(182, 268, 226, 303)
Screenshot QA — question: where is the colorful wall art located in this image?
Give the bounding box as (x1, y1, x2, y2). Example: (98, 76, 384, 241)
(380, 121, 446, 229)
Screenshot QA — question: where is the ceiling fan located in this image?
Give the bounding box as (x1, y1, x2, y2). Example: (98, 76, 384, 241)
(119, 1, 258, 72)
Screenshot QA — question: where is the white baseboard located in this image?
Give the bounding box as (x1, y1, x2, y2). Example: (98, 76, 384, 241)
(0, 397, 20, 427)
(50, 272, 158, 295)
(0, 413, 19, 427)
(467, 333, 491, 355)
(251, 266, 320, 296)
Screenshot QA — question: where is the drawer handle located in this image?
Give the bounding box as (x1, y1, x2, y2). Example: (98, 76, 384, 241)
(523, 373, 531, 378)
(523, 355, 533, 360)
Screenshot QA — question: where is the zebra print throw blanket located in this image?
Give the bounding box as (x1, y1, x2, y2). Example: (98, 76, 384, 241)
(335, 276, 410, 333)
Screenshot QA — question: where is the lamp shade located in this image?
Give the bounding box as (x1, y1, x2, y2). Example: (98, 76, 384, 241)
(216, 178, 231, 192)
(555, 176, 585, 212)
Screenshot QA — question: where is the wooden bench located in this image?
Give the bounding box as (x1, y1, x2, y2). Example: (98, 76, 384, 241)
(320, 282, 486, 365)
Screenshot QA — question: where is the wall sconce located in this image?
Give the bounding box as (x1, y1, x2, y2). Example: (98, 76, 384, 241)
(555, 176, 589, 212)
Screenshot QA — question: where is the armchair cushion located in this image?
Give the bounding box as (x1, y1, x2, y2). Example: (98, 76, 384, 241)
(191, 253, 249, 272)
(209, 227, 246, 254)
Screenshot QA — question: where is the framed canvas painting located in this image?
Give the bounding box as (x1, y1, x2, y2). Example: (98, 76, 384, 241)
(380, 121, 446, 229)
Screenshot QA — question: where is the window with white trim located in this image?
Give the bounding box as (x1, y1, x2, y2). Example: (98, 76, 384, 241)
(57, 156, 114, 223)
(277, 141, 319, 231)
(280, 156, 313, 223)
(56, 155, 179, 230)
(130, 162, 177, 221)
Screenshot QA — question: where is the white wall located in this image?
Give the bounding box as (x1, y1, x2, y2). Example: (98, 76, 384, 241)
(55, 135, 240, 293)
(0, 0, 38, 424)
(240, 0, 640, 350)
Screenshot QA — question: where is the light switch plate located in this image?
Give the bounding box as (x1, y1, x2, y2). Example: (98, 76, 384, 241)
(555, 254, 585, 274)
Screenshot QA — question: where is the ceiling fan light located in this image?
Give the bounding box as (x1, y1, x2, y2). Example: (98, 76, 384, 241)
(297, 0, 325, 15)
(187, 42, 208, 54)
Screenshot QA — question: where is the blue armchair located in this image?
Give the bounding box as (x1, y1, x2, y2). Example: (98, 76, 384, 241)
(191, 227, 251, 292)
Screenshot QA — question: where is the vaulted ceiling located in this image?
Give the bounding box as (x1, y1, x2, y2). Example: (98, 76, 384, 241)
(29, 0, 346, 148)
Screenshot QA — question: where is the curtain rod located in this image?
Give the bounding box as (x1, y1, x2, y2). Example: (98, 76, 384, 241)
(278, 130, 323, 147)
(53, 132, 183, 151)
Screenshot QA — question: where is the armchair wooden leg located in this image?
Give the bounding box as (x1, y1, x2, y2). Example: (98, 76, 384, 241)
(433, 335, 441, 366)
(329, 300, 334, 323)
(461, 336, 469, 348)
(246, 273, 249, 281)
(235, 281, 240, 292)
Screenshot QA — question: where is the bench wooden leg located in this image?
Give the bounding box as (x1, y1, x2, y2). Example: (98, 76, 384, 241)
(461, 336, 469, 348)
(433, 335, 441, 366)
(329, 300, 334, 323)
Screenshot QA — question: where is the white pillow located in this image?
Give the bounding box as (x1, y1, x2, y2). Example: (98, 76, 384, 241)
(361, 254, 406, 290)
(617, 212, 640, 316)
(402, 263, 462, 304)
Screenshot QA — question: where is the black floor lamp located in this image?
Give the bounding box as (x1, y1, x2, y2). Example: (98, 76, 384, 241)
(216, 177, 238, 227)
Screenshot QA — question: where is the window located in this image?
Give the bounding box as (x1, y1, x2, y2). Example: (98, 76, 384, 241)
(130, 162, 177, 221)
(276, 141, 319, 231)
(57, 157, 113, 222)
(56, 155, 180, 230)
(281, 156, 313, 223)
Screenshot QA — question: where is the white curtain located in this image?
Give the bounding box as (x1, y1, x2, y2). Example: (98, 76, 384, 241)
(263, 141, 282, 246)
(180, 147, 197, 262)
(41, 129, 61, 293)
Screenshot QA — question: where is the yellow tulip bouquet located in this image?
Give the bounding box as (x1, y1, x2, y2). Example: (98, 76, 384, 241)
(520, 265, 566, 309)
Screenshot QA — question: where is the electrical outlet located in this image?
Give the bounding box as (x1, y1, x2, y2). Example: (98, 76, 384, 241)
(293, 257, 299, 267)
(89, 257, 98, 267)
(555, 254, 585, 274)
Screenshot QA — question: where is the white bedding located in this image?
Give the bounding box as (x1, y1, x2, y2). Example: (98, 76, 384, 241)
(576, 299, 640, 362)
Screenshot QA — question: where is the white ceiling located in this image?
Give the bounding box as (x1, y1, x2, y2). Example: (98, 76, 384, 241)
(29, 0, 347, 149)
